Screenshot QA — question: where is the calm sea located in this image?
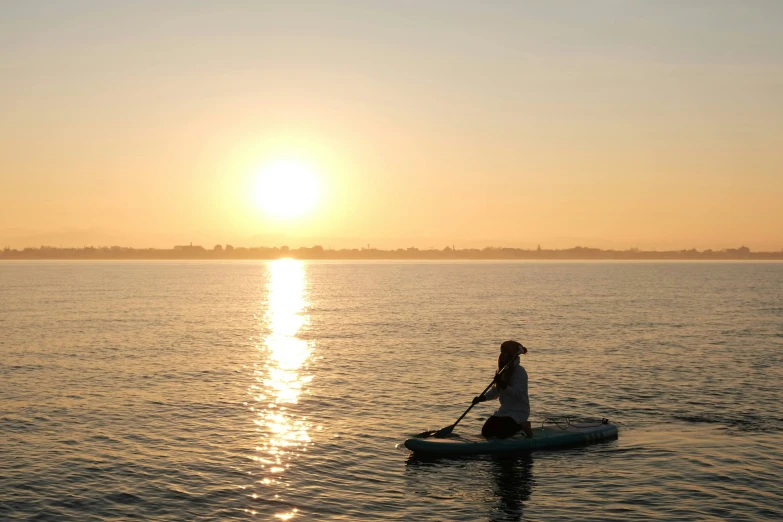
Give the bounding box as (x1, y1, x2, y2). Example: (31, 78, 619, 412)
(1, 261, 781, 521)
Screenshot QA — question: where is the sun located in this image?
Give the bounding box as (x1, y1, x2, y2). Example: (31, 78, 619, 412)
(254, 160, 319, 219)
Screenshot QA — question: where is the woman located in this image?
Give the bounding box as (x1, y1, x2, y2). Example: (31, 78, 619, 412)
(473, 340, 534, 439)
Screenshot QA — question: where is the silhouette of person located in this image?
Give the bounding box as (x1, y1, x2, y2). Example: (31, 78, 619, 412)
(473, 341, 534, 439)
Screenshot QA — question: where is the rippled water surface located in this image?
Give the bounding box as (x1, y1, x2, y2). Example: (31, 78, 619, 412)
(1, 261, 781, 520)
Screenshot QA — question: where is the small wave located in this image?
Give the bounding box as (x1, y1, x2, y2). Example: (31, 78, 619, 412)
(163, 486, 209, 504)
(7, 364, 44, 371)
(720, 328, 754, 336)
(51, 495, 92, 510)
(105, 492, 143, 505)
(673, 414, 782, 432)
(1, 416, 37, 432)
(88, 434, 120, 443)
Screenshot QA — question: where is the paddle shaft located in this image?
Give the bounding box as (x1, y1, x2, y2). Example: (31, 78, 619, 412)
(447, 353, 520, 432)
(448, 379, 496, 431)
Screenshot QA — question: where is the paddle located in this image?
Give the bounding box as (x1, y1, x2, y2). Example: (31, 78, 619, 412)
(415, 347, 525, 438)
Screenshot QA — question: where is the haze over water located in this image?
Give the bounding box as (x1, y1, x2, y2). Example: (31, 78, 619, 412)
(1, 261, 781, 520)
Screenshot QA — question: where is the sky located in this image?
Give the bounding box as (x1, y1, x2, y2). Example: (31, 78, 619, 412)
(1, 0, 782, 250)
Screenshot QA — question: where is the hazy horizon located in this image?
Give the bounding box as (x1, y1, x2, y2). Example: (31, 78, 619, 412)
(1, 225, 779, 252)
(2, 2, 782, 251)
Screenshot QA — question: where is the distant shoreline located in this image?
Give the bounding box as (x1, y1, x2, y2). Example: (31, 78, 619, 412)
(2, 245, 781, 261)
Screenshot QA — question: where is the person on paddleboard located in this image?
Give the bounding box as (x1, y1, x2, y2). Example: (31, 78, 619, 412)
(472, 340, 534, 439)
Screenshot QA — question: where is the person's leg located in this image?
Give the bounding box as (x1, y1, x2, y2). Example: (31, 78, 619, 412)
(482, 416, 503, 437)
(496, 417, 522, 438)
(482, 416, 522, 438)
(520, 421, 534, 438)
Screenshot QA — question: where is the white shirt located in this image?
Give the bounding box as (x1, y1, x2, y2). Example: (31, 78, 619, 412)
(483, 360, 530, 424)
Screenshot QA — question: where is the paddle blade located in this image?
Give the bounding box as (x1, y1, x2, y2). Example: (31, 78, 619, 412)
(414, 423, 455, 439)
(434, 424, 455, 438)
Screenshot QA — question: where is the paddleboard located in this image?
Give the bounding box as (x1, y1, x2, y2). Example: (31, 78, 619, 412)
(404, 419, 618, 456)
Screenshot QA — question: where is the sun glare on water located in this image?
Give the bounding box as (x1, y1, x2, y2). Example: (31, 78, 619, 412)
(254, 160, 319, 219)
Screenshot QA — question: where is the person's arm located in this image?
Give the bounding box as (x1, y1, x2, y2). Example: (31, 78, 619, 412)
(473, 383, 499, 404)
(483, 384, 499, 401)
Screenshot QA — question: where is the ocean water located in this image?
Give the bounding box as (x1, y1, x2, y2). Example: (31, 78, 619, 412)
(1, 260, 781, 521)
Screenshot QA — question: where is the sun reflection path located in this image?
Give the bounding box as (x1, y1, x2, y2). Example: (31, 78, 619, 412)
(251, 259, 314, 520)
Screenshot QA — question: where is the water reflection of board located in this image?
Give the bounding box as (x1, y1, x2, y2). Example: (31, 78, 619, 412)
(404, 420, 618, 456)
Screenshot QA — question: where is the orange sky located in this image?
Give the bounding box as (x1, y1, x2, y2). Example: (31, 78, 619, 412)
(2, 2, 782, 250)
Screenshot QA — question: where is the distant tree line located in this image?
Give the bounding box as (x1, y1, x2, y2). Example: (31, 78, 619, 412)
(2, 244, 781, 260)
